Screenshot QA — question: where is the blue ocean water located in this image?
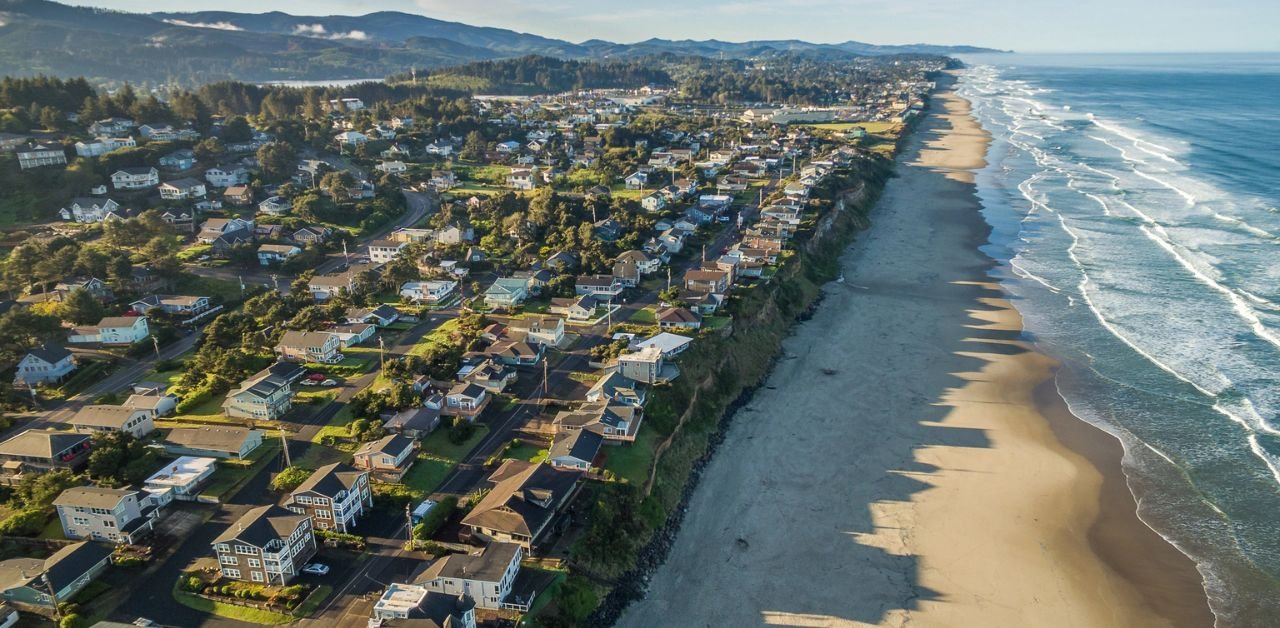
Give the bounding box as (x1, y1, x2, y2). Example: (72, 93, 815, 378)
(956, 53, 1280, 625)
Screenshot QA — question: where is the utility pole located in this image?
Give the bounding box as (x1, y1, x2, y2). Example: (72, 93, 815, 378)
(542, 359, 549, 399)
(404, 502, 414, 546)
(151, 334, 160, 358)
(280, 428, 292, 468)
(379, 336, 386, 372)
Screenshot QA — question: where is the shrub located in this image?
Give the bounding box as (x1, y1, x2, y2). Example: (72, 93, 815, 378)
(0, 508, 49, 536)
(410, 496, 457, 540)
(270, 466, 313, 492)
(180, 575, 203, 593)
(447, 419, 475, 445)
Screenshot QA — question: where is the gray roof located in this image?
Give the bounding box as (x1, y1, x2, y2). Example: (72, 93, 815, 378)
(213, 504, 309, 547)
(0, 429, 90, 459)
(549, 429, 602, 464)
(0, 542, 111, 594)
(292, 462, 366, 499)
(414, 542, 521, 585)
(53, 486, 136, 510)
(69, 404, 142, 429)
(355, 434, 415, 460)
(165, 427, 258, 454)
(461, 460, 581, 539)
(23, 344, 71, 365)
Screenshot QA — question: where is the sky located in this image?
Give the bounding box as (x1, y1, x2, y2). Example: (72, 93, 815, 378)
(79, 0, 1280, 52)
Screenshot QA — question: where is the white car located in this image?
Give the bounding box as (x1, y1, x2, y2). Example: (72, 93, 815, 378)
(300, 380, 318, 386)
(321, 379, 338, 387)
(302, 563, 330, 576)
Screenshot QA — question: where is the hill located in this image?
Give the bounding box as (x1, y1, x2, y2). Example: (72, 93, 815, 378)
(0, 0, 1005, 85)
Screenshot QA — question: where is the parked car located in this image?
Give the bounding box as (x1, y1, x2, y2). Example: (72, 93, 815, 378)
(302, 563, 330, 576)
(306, 373, 326, 382)
(321, 379, 338, 387)
(300, 380, 318, 386)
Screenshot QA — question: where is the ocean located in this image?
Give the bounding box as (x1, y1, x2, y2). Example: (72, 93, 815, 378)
(957, 52, 1280, 625)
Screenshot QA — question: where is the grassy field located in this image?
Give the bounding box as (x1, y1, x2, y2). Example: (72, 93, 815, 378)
(803, 121, 900, 134)
(173, 588, 294, 625)
(199, 440, 281, 501)
(505, 443, 548, 464)
(180, 274, 248, 303)
(602, 428, 660, 486)
(310, 403, 357, 445)
(628, 307, 657, 324)
(392, 426, 489, 498)
(407, 319, 459, 357)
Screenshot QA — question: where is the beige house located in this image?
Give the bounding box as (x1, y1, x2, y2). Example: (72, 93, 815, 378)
(163, 427, 264, 460)
(67, 404, 155, 438)
(461, 460, 582, 551)
(223, 368, 294, 420)
(353, 434, 418, 482)
(274, 330, 342, 364)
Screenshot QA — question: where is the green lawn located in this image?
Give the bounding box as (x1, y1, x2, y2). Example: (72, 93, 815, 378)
(37, 514, 64, 540)
(173, 589, 294, 625)
(406, 319, 459, 357)
(391, 426, 489, 498)
(628, 307, 657, 324)
(292, 584, 334, 618)
(803, 121, 901, 134)
(303, 357, 372, 377)
(310, 403, 357, 445)
(180, 273, 247, 303)
(702, 316, 733, 332)
(420, 424, 488, 461)
(45, 360, 113, 400)
(602, 428, 660, 485)
(199, 440, 281, 501)
(505, 443, 548, 464)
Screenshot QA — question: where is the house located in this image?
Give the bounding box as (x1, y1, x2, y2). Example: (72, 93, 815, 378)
(617, 250, 660, 275)
(784, 181, 811, 200)
(483, 340, 544, 367)
(400, 280, 458, 304)
(15, 144, 66, 169)
(585, 371, 646, 407)
(139, 124, 197, 141)
(353, 434, 418, 482)
(635, 332, 694, 357)
(89, 117, 134, 136)
(624, 171, 648, 190)
(13, 345, 75, 388)
(258, 196, 291, 216)
(413, 542, 524, 610)
(206, 165, 250, 188)
(329, 97, 364, 110)
(463, 359, 517, 393)
(593, 218, 624, 242)
(67, 405, 154, 438)
(110, 167, 159, 190)
(335, 131, 368, 146)
(68, 316, 150, 345)
(159, 149, 196, 170)
(223, 368, 294, 420)
(485, 278, 529, 309)
(377, 160, 408, 174)
(345, 304, 400, 327)
(144, 456, 217, 501)
(684, 269, 730, 294)
(461, 460, 582, 551)
(0, 430, 92, 483)
(0, 132, 28, 151)
(285, 463, 372, 534)
(555, 400, 643, 443)
(496, 140, 521, 153)
(372, 585, 477, 626)
(275, 330, 342, 364)
(381, 400, 443, 439)
(164, 427, 264, 460)
(550, 293, 598, 321)
(429, 170, 457, 190)
(640, 192, 667, 213)
(59, 197, 122, 223)
(612, 260, 640, 288)
(617, 346, 678, 384)
(212, 505, 316, 585)
(258, 243, 302, 266)
(292, 226, 331, 245)
(75, 135, 136, 157)
(657, 307, 702, 330)
(122, 391, 177, 418)
(322, 324, 373, 350)
(0, 542, 112, 610)
(548, 429, 603, 471)
(54, 486, 159, 544)
(423, 140, 454, 157)
(197, 217, 254, 244)
(369, 239, 408, 264)
(436, 223, 474, 245)
(506, 168, 536, 190)
(509, 316, 564, 347)
(308, 264, 378, 301)
(716, 175, 749, 193)
(575, 275, 624, 300)
(443, 382, 490, 421)
(129, 295, 211, 317)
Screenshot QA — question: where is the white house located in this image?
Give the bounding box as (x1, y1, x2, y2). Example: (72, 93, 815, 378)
(257, 244, 301, 266)
(159, 178, 207, 200)
(416, 542, 524, 610)
(16, 144, 67, 169)
(507, 168, 536, 190)
(399, 280, 458, 304)
(640, 193, 667, 213)
(111, 167, 159, 190)
(68, 317, 150, 345)
(368, 239, 408, 264)
(13, 345, 76, 388)
(624, 172, 648, 190)
(74, 136, 135, 158)
(258, 196, 292, 216)
(205, 165, 250, 188)
(59, 198, 122, 223)
(144, 456, 216, 501)
(335, 131, 368, 147)
(376, 160, 407, 174)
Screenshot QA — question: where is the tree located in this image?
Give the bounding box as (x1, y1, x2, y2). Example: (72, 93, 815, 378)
(58, 288, 104, 326)
(461, 130, 486, 160)
(319, 170, 357, 203)
(193, 137, 225, 162)
(271, 466, 313, 492)
(256, 142, 297, 183)
(223, 116, 253, 143)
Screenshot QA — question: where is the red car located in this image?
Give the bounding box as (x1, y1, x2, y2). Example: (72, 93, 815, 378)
(306, 373, 326, 382)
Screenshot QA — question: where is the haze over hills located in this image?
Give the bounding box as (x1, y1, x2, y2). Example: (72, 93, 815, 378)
(0, 0, 1003, 85)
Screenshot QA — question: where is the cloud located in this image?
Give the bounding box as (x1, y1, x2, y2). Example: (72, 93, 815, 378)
(292, 23, 368, 40)
(163, 18, 243, 30)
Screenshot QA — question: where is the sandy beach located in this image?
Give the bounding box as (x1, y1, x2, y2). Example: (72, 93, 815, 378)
(616, 76, 1211, 627)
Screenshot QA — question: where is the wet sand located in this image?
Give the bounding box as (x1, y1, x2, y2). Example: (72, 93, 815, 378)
(616, 76, 1210, 627)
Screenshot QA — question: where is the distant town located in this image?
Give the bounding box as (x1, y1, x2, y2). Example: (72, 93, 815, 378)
(0, 52, 943, 628)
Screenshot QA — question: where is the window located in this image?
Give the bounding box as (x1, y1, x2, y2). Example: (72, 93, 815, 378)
(222, 568, 241, 579)
(250, 571, 264, 582)
(248, 558, 261, 568)
(235, 545, 258, 555)
(220, 555, 238, 565)
(72, 517, 89, 525)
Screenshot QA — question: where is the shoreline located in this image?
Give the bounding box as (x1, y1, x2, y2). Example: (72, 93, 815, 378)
(616, 74, 1210, 627)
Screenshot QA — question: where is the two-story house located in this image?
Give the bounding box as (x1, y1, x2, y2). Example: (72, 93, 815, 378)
(353, 434, 418, 482)
(158, 178, 207, 200)
(284, 463, 372, 534)
(484, 278, 529, 309)
(413, 542, 524, 610)
(205, 165, 250, 188)
(68, 316, 150, 346)
(129, 295, 211, 317)
(508, 316, 564, 347)
(16, 144, 66, 170)
(53, 486, 160, 544)
(368, 239, 408, 264)
(443, 383, 490, 421)
(274, 331, 342, 364)
(399, 280, 458, 304)
(12, 345, 76, 388)
(110, 167, 159, 190)
(223, 368, 294, 421)
(67, 405, 155, 438)
(59, 197, 122, 223)
(212, 505, 316, 585)
(574, 275, 624, 300)
(461, 460, 582, 551)
(257, 244, 301, 266)
(0, 430, 92, 484)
